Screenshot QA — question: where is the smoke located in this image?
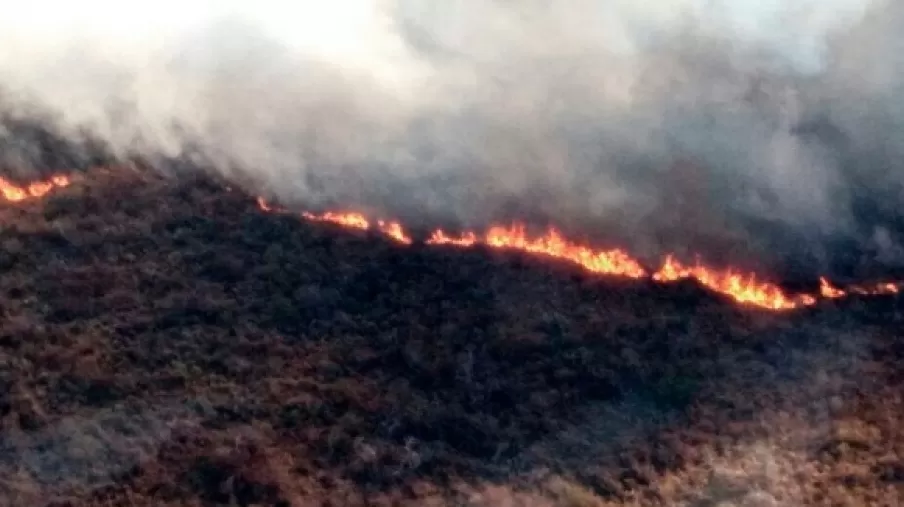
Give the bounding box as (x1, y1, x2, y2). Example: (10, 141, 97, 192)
(1, 0, 903, 279)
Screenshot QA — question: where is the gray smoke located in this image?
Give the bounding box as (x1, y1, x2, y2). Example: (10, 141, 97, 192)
(1, 0, 902, 280)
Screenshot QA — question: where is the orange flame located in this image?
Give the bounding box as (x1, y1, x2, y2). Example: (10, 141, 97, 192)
(301, 211, 370, 230)
(377, 220, 413, 245)
(3, 173, 898, 313)
(877, 283, 899, 294)
(427, 230, 478, 247)
(653, 255, 816, 310)
(819, 277, 846, 299)
(260, 201, 414, 245)
(0, 174, 70, 202)
(817, 277, 901, 299)
(240, 196, 904, 311)
(430, 225, 647, 278)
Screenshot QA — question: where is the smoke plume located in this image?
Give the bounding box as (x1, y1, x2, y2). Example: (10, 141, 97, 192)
(1, 0, 903, 281)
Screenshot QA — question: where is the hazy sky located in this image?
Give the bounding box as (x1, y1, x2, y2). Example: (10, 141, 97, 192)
(0, 0, 874, 73)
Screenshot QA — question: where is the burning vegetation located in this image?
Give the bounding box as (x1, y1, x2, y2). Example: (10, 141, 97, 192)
(0, 169, 902, 506)
(3, 2, 904, 505)
(0, 174, 70, 202)
(3, 176, 900, 312)
(256, 197, 901, 312)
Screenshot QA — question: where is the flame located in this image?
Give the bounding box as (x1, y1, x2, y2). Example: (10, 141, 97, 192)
(877, 283, 899, 294)
(248, 197, 902, 311)
(377, 220, 413, 245)
(850, 281, 899, 295)
(819, 277, 846, 299)
(0, 174, 70, 202)
(301, 210, 370, 230)
(3, 173, 898, 312)
(652, 255, 815, 310)
(430, 225, 647, 278)
(816, 277, 901, 298)
(427, 230, 478, 247)
(258, 199, 414, 245)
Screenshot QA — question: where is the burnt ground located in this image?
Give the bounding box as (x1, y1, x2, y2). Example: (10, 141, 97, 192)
(0, 166, 901, 506)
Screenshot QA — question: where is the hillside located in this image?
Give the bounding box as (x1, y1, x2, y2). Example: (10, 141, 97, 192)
(0, 167, 902, 506)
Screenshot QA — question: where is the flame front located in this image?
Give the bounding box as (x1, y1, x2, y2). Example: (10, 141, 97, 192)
(429, 225, 647, 278)
(248, 198, 900, 311)
(302, 211, 370, 230)
(257, 197, 272, 212)
(377, 220, 413, 245)
(0, 174, 70, 202)
(4, 173, 899, 312)
(260, 201, 414, 245)
(653, 255, 815, 310)
(428, 230, 478, 247)
(820, 277, 846, 299)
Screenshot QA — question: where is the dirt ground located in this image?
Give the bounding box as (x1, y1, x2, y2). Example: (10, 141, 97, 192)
(0, 167, 902, 506)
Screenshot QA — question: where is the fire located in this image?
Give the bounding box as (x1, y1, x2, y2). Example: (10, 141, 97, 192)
(427, 230, 478, 247)
(249, 197, 900, 311)
(849, 281, 899, 296)
(876, 283, 899, 294)
(429, 225, 647, 278)
(653, 255, 815, 310)
(256, 199, 414, 245)
(0, 174, 70, 202)
(819, 277, 846, 299)
(817, 277, 899, 298)
(377, 220, 413, 245)
(301, 210, 370, 230)
(6, 175, 901, 312)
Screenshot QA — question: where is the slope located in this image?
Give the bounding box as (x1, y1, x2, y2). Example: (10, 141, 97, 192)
(0, 167, 901, 506)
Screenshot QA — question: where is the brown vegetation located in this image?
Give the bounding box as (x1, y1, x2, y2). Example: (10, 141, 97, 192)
(0, 167, 902, 506)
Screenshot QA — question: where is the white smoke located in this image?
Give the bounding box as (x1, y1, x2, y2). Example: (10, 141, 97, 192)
(0, 0, 901, 275)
